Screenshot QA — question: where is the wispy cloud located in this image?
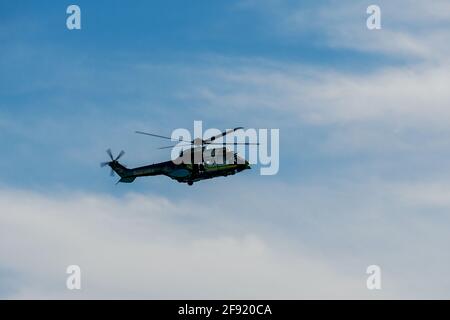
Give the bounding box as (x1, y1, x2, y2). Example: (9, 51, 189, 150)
(244, 0, 450, 62)
(2, 179, 450, 299)
(2, 1, 450, 299)
(190, 61, 450, 128)
(0, 188, 378, 299)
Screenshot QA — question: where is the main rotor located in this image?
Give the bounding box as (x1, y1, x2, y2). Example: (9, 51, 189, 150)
(135, 127, 259, 149)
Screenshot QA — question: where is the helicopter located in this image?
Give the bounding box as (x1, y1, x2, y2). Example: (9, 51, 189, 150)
(101, 127, 258, 186)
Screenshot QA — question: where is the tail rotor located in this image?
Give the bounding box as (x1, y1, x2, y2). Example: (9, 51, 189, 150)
(100, 148, 125, 177)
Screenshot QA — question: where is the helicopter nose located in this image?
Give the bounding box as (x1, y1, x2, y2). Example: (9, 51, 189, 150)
(236, 160, 251, 172)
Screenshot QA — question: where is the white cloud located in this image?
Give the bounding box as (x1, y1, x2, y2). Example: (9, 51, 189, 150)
(0, 188, 378, 299)
(189, 61, 450, 132)
(248, 0, 450, 62)
(1, 180, 450, 299)
(2, 1, 450, 300)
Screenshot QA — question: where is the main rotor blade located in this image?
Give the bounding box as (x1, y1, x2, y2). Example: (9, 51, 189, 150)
(135, 131, 192, 143)
(204, 127, 244, 143)
(115, 150, 125, 161)
(135, 131, 173, 140)
(106, 148, 114, 161)
(157, 143, 193, 150)
(207, 142, 260, 145)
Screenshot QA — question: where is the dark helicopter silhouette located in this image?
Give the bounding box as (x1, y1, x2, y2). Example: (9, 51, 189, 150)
(101, 127, 258, 185)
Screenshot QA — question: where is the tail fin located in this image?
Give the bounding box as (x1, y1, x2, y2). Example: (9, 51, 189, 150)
(110, 162, 130, 178)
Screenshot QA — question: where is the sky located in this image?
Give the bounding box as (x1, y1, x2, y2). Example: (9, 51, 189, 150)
(1, 0, 450, 299)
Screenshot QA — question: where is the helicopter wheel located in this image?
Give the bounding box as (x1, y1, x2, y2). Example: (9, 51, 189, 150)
(188, 181, 193, 186)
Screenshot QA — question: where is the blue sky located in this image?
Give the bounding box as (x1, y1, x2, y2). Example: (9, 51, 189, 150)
(0, 0, 406, 194)
(2, 0, 450, 298)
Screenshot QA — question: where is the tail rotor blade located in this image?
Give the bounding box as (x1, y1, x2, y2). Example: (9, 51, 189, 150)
(106, 149, 114, 161)
(100, 161, 110, 168)
(116, 150, 125, 161)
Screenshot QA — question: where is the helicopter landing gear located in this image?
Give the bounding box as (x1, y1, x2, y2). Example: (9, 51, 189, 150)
(187, 181, 193, 186)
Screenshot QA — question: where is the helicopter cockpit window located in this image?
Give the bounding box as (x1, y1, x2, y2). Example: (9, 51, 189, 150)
(224, 152, 235, 164)
(202, 148, 236, 165)
(203, 149, 215, 165)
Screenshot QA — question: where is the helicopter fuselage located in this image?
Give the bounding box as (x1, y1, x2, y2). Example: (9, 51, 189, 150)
(108, 148, 250, 185)
(103, 126, 257, 186)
